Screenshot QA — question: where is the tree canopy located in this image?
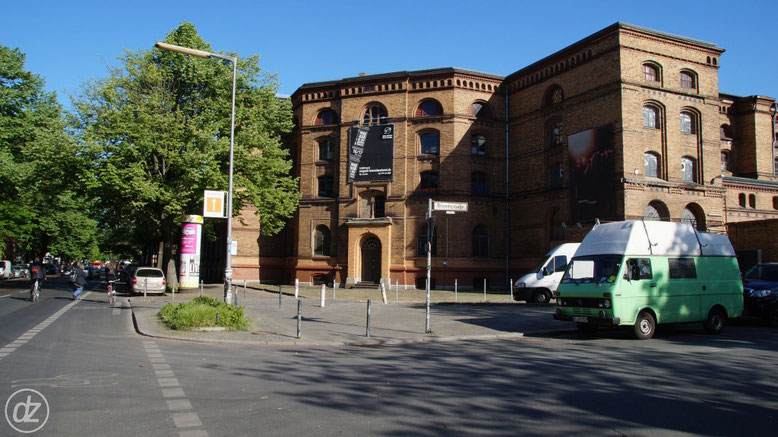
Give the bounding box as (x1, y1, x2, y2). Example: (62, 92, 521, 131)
(0, 44, 97, 261)
(71, 22, 300, 263)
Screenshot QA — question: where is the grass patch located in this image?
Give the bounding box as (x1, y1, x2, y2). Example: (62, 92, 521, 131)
(157, 296, 252, 331)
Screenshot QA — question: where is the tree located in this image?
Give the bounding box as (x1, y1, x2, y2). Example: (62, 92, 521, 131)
(71, 22, 300, 267)
(0, 45, 97, 261)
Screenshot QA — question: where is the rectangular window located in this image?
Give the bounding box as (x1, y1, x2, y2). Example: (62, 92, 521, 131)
(624, 258, 652, 280)
(669, 258, 696, 279)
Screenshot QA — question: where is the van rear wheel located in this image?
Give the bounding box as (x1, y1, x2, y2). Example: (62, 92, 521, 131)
(704, 307, 726, 334)
(531, 289, 552, 304)
(634, 311, 656, 340)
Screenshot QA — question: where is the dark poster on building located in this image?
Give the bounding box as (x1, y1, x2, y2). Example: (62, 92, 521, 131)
(568, 124, 616, 223)
(348, 124, 394, 182)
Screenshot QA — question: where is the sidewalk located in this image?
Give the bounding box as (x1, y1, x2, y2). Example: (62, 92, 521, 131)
(128, 283, 572, 346)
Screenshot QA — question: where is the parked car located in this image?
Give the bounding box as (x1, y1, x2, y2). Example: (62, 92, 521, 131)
(742, 263, 778, 326)
(13, 265, 29, 278)
(129, 267, 166, 295)
(0, 260, 12, 279)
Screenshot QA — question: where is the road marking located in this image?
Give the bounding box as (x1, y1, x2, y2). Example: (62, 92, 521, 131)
(143, 341, 208, 437)
(0, 292, 89, 362)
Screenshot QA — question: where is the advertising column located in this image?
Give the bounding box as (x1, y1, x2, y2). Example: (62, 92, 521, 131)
(180, 215, 203, 289)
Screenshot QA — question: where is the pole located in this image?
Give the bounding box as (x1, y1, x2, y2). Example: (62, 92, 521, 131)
(395, 279, 399, 303)
(333, 281, 337, 300)
(381, 282, 387, 304)
(366, 299, 371, 337)
(426, 198, 432, 334)
(297, 300, 302, 339)
(243, 280, 246, 300)
(278, 284, 282, 308)
(144, 278, 147, 299)
(295, 278, 299, 299)
(455, 279, 458, 302)
(200, 280, 203, 298)
(320, 284, 325, 307)
(510, 278, 514, 301)
(223, 55, 237, 304)
(483, 278, 487, 302)
(234, 284, 238, 306)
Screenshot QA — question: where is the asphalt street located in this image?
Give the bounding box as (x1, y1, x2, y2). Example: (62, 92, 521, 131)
(1, 276, 777, 436)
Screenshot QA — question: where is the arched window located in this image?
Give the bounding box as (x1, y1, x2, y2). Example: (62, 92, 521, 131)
(363, 104, 387, 125)
(420, 171, 438, 191)
(643, 105, 659, 128)
(549, 122, 564, 146)
(645, 201, 670, 221)
(683, 204, 706, 230)
(470, 101, 492, 119)
(317, 175, 334, 197)
(721, 151, 730, 172)
(644, 152, 660, 177)
(420, 132, 439, 155)
(313, 226, 331, 256)
(415, 99, 442, 117)
(720, 124, 732, 139)
(315, 109, 338, 126)
(749, 194, 756, 209)
(318, 139, 334, 162)
(471, 172, 487, 195)
(643, 63, 659, 82)
(417, 224, 437, 256)
(680, 111, 696, 134)
(471, 134, 487, 156)
(681, 157, 696, 182)
(739, 193, 747, 207)
(543, 85, 564, 106)
(472, 225, 489, 258)
(680, 71, 696, 89)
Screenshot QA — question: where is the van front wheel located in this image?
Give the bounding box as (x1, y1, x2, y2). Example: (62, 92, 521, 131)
(704, 307, 726, 335)
(531, 289, 552, 304)
(634, 311, 656, 340)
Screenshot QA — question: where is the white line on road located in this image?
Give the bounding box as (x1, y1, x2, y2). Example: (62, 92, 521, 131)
(0, 292, 90, 362)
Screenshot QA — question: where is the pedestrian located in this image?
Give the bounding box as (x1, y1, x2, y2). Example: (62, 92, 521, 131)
(72, 262, 87, 300)
(28, 256, 47, 301)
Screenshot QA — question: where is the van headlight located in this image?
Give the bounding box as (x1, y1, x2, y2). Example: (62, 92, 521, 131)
(516, 282, 526, 288)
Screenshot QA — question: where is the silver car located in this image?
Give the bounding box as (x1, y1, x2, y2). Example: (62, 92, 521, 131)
(129, 267, 167, 295)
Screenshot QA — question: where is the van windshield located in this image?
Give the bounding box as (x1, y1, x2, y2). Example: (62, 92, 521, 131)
(562, 254, 623, 284)
(533, 255, 552, 273)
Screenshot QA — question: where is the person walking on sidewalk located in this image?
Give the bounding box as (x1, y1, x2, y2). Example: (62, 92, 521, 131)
(72, 263, 87, 300)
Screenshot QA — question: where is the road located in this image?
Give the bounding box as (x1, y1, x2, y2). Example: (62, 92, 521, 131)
(1, 277, 777, 436)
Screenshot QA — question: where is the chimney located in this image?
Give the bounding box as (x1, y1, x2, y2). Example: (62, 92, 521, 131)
(358, 73, 366, 77)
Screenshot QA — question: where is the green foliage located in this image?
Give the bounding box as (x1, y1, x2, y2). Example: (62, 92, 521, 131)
(157, 297, 251, 331)
(0, 44, 98, 260)
(71, 22, 300, 260)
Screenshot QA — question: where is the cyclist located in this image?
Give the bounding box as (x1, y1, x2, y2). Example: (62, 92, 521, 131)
(105, 261, 117, 304)
(29, 257, 46, 301)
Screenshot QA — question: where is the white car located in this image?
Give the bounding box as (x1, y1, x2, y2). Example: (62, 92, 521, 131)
(13, 265, 29, 278)
(0, 260, 12, 279)
(129, 267, 167, 295)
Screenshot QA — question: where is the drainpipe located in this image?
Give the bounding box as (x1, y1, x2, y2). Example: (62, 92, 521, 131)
(770, 102, 778, 176)
(504, 85, 511, 287)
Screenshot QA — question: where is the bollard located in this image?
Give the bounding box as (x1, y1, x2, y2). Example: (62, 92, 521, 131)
(333, 282, 337, 300)
(483, 278, 487, 302)
(455, 279, 458, 302)
(320, 284, 325, 307)
(395, 279, 399, 303)
(234, 284, 238, 306)
(510, 278, 514, 302)
(144, 278, 148, 299)
(380, 282, 387, 304)
(200, 280, 203, 298)
(297, 300, 302, 339)
(244, 280, 247, 300)
(278, 284, 282, 308)
(172, 283, 175, 301)
(294, 278, 299, 299)
(366, 299, 371, 337)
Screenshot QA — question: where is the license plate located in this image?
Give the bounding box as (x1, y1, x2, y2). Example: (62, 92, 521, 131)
(573, 317, 588, 323)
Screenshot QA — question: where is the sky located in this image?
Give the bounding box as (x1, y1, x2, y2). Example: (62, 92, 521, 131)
(2, 0, 776, 110)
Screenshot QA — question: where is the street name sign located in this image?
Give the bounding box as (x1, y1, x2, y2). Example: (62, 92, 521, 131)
(432, 201, 468, 212)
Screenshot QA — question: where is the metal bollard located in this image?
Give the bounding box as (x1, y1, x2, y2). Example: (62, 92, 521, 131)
(234, 284, 238, 306)
(294, 278, 299, 299)
(320, 284, 325, 307)
(366, 299, 371, 337)
(200, 280, 203, 298)
(395, 279, 399, 303)
(278, 284, 282, 308)
(172, 283, 175, 301)
(297, 299, 302, 339)
(144, 278, 148, 299)
(510, 278, 514, 302)
(455, 279, 458, 302)
(483, 279, 487, 302)
(244, 280, 247, 300)
(333, 281, 337, 300)
(380, 282, 387, 304)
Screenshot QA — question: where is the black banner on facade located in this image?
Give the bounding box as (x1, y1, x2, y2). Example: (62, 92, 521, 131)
(348, 124, 394, 182)
(568, 124, 615, 223)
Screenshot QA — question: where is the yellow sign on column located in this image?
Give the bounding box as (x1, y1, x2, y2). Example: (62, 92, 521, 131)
(203, 190, 225, 218)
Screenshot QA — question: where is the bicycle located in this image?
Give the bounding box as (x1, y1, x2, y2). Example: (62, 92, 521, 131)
(30, 279, 41, 302)
(107, 280, 116, 305)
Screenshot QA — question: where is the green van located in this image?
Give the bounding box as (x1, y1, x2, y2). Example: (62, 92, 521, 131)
(553, 221, 743, 339)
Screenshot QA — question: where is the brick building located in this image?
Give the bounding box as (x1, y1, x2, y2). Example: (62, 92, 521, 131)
(230, 22, 777, 289)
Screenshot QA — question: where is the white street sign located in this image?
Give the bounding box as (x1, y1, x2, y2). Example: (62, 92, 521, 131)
(203, 190, 226, 218)
(433, 201, 468, 212)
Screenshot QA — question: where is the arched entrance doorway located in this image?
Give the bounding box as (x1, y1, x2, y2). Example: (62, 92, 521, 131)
(361, 236, 381, 283)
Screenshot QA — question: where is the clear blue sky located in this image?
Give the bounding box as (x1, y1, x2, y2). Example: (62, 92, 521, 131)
(3, 0, 776, 109)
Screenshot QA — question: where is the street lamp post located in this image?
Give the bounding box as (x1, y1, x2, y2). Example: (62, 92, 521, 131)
(155, 42, 237, 303)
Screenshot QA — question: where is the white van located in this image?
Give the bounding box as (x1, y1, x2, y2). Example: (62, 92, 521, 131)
(513, 243, 580, 303)
(0, 260, 13, 279)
